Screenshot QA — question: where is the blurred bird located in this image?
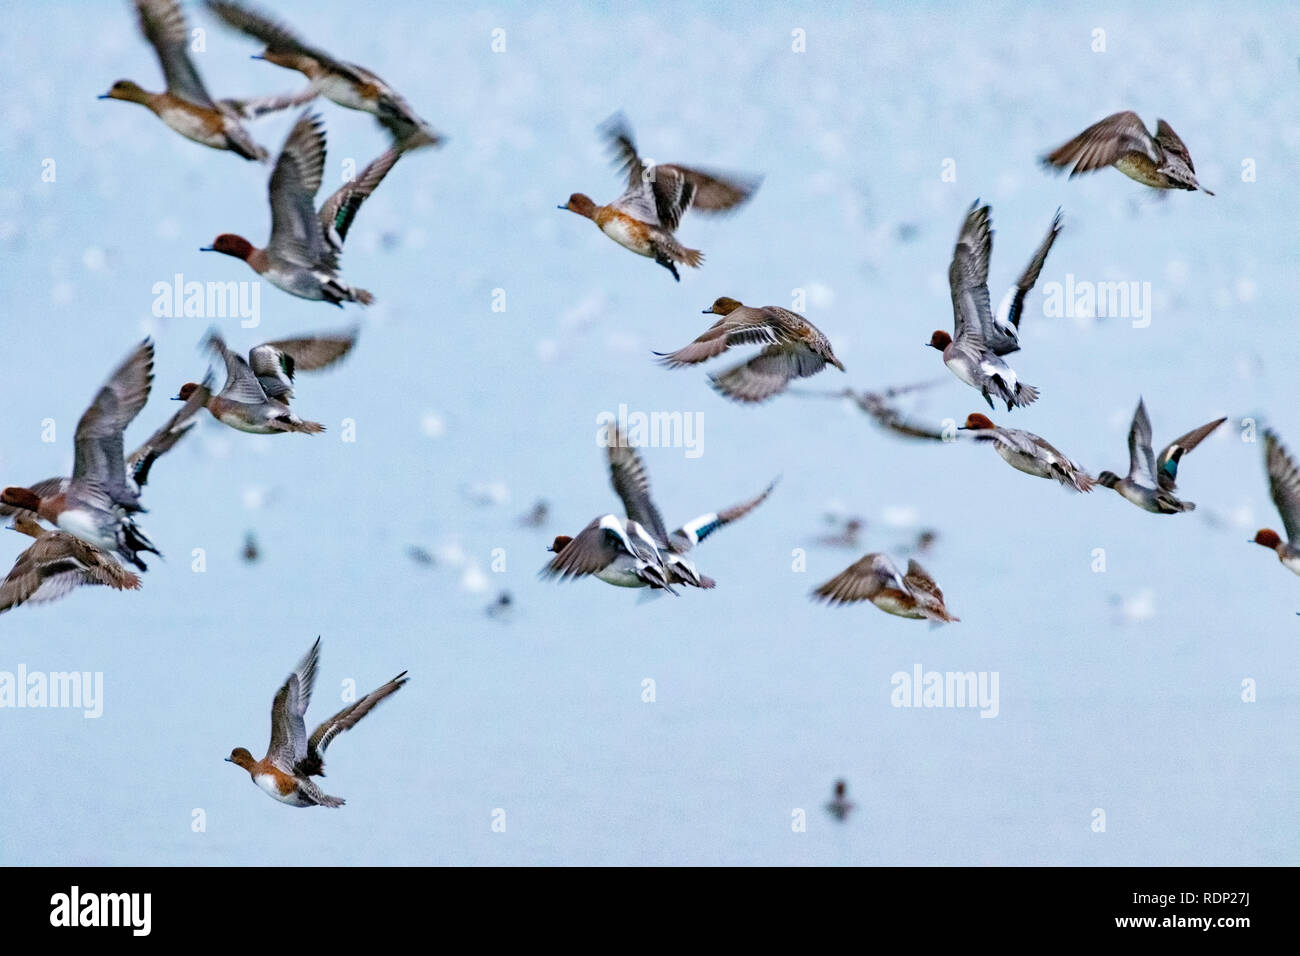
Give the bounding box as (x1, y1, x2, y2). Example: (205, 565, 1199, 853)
(812, 553, 958, 623)
(791, 379, 950, 441)
(0, 518, 142, 615)
(1251, 430, 1300, 574)
(1042, 111, 1214, 194)
(406, 546, 436, 567)
(825, 780, 855, 822)
(658, 297, 844, 404)
(1096, 399, 1225, 513)
(1, 340, 166, 571)
(486, 591, 513, 620)
(519, 500, 550, 528)
(99, 0, 312, 160)
(818, 516, 865, 549)
(206, 0, 443, 150)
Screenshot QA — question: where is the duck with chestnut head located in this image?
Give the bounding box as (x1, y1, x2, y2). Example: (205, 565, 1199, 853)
(201, 113, 400, 305)
(559, 113, 761, 281)
(225, 638, 407, 808)
(929, 202, 1043, 411)
(1251, 430, 1300, 575)
(174, 327, 357, 435)
(959, 413, 1094, 493)
(0, 340, 176, 572)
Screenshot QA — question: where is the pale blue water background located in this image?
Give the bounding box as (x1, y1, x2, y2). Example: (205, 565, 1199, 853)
(0, 0, 1297, 865)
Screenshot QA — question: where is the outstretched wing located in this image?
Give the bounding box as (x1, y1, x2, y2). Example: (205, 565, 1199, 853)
(948, 202, 993, 357)
(606, 429, 670, 544)
(710, 342, 828, 404)
(1153, 120, 1195, 172)
(1042, 111, 1159, 176)
(671, 479, 778, 551)
(205, 330, 271, 404)
(267, 638, 320, 771)
(654, 315, 786, 368)
(990, 208, 1062, 354)
(127, 372, 213, 488)
(267, 113, 329, 268)
(136, 0, 215, 108)
(299, 672, 408, 776)
(249, 328, 358, 401)
(72, 339, 155, 508)
(539, 518, 628, 580)
(317, 148, 401, 258)
(1265, 430, 1300, 544)
(1125, 398, 1158, 487)
(1156, 416, 1225, 492)
(811, 553, 907, 606)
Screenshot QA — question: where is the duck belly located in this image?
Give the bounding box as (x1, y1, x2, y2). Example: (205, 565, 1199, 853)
(1114, 154, 1167, 188)
(318, 75, 377, 113)
(872, 593, 925, 619)
(56, 511, 115, 551)
(996, 446, 1053, 480)
(598, 215, 655, 258)
(156, 105, 224, 148)
(254, 773, 311, 806)
(595, 565, 650, 588)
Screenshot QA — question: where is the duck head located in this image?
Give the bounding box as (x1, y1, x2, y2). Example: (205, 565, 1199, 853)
(1253, 529, 1283, 550)
(703, 296, 743, 316)
(960, 413, 997, 431)
(927, 330, 952, 351)
(558, 194, 597, 219)
(200, 234, 255, 260)
(174, 382, 204, 401)
(225, 747, 255, 770)
(99, 79, 149, 103)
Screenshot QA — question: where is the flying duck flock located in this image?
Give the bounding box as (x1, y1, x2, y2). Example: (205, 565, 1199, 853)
(1, 1, 1286, 818)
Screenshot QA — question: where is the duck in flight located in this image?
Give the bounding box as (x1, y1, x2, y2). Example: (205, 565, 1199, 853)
(559, 113, 761, 281)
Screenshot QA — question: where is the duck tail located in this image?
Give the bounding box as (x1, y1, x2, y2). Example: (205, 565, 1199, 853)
(396, 127, 443, 152)
(285, 419, 326, 435)
(1011, 382, 1040, 408)
(227, 133, 268, 162)
(679, 247, 703, 269)
(351, 287, 375, 306)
